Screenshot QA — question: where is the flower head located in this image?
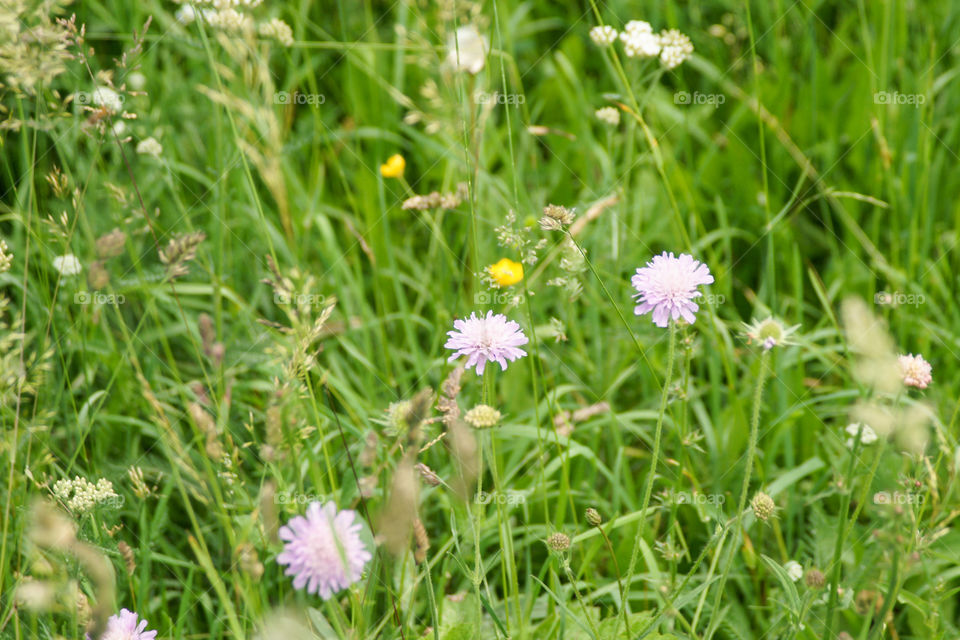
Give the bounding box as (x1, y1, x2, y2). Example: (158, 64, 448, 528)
(487, 258, 524, 287)
(445, 311, 528, 375)
(631, 252, 713, 327)
(91, 86, 123, 112)
(276, 501, 372, 599)
(136, 137, 163, 158)
(546, 532, 570, 552)
(446, 25, 488, 74)
(380, 154, 405, 178)
(784, 560, 804, 582)
(620, 21, 661, 58)
(658, 29, 693, 69)
(898, 353, 931, 389)
(805, 568, 826, 589)
(464, 404, 501, 428)
(751, 492, 775, 521)
(90, 608, 157, 640)
(53, 254, 82, 276)
(743, 317, 800, 351)
(595, 106, 620, 126)
(845, 422, 877, 448)
(589, 25, 618, 46)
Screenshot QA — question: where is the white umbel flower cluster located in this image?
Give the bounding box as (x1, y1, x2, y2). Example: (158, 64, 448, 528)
(203, 7, 252, 32)
(53, 254, 82, 276)
(620, 21, 661, 58)
(52, 476, 120, 513)
(658, 29, 694, 69)
(595, 106, 620, 125)
(589, 25, 618, 47)
(259, 18, 294, 47)
(136, 137, 163, 157)
(589, 19, 694, 70)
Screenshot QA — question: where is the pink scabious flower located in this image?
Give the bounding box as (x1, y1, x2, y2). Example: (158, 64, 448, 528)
(277, 501, 372, 599)
(631, 252, 714, 328)
(87, 609, 157, 640)
(898, 353, 932, 389)
(445, 311, 528, 375)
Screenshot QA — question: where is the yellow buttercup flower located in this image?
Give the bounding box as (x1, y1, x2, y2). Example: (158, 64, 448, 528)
(380, 154, 405, 178)
(488, 258, 524, 286)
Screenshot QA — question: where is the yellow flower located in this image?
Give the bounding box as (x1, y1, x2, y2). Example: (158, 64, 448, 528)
(488, 258, 524, 286)
(380, 154, 405, 178)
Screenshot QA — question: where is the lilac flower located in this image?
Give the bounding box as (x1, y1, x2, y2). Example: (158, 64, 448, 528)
(87, 609, 157, 640)
(631, 252, 714, 328)
(444, 311, 528, 375)
(277, 501, 372, 599)
(898, 353, 932, 389)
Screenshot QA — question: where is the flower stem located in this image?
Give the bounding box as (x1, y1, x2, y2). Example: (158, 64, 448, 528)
(624, 321, 677, 628)
(703, 350, 769, 632)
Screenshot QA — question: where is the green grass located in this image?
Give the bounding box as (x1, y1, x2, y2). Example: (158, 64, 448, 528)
(2, 0, 959, 638)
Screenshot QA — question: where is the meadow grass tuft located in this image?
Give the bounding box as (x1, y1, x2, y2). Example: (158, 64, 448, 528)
(2, 1, 959, 639)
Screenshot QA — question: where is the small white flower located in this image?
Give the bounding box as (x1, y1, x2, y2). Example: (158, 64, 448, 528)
(53, 254, 82, 276)
(175, 4, 197, 24)
(136, 137, 163, 157)
(446, 25, 489, 74)
(589, 25, 618, 47)
(659, 29, 693, 69)
(620, 20, 661, 58)
(127, 71, 147, 91)
(92, 86, 123, 112)
(784, 560, 803, 582)
(595, 106, 620, 125)
(845, 422, 878, 448)
(259, 17, 294, 47)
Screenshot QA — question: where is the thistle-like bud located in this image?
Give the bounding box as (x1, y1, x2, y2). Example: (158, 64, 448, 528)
(464, 404, 501, 428)
(804, 568, 826, 589)
(546, 532, 570, 552)
(751, 491, 775, 521)
(585, 508, 602, 527)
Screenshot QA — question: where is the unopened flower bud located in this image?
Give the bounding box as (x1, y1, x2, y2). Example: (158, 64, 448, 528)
(751, 491, 775, 521)
(585, 508, 602, 527)
(804, 568, 826, 589)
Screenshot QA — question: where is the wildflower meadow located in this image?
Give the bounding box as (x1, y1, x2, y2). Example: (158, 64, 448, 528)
(3, 1, 960, 639)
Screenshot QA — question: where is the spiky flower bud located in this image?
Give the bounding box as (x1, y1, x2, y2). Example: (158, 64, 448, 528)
(751, 491, 775, 521)
(804, 568, 825, 589)
(464, 404, 501, 428)
(585, 508, 602, 527)
(546, 532, 570, 552)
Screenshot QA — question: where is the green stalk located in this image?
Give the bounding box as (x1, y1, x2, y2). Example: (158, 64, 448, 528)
(624, 321, 677, 630)
(703, 349, 769, 637)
